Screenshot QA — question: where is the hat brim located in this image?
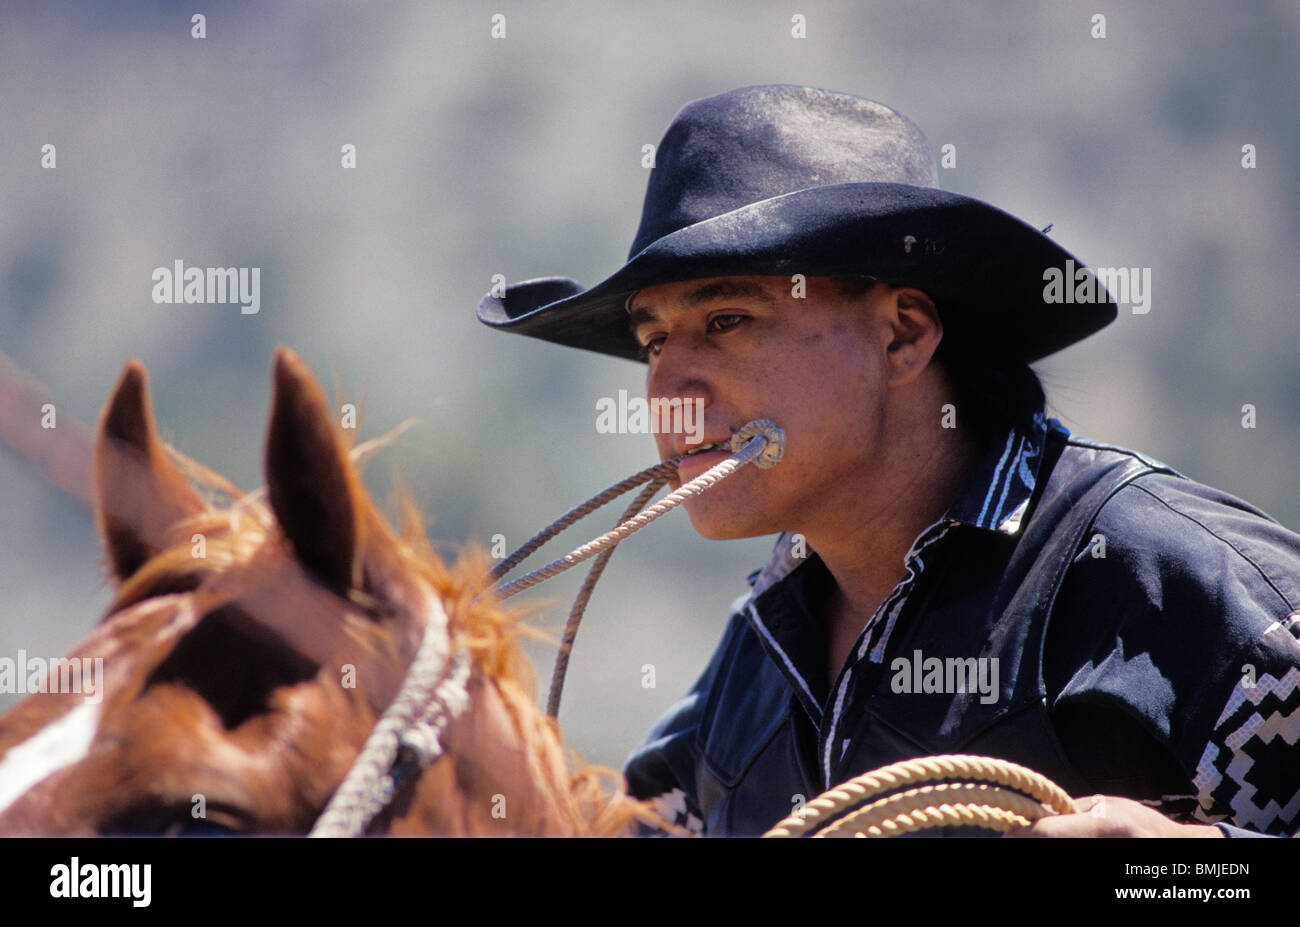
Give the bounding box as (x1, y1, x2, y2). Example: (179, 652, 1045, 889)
(477, 183, 1116, 364)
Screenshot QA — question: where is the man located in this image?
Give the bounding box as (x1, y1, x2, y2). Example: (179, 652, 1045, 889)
(478, 85, 1300, 837)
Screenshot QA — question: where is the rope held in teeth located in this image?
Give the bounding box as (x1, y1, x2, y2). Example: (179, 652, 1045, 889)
(486, 419, 785, 717)
(489, 421, 784, 603)
(485, 459, 680, 587)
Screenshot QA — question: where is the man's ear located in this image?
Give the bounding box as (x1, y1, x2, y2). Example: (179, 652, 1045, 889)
(883, 286, 943, 387)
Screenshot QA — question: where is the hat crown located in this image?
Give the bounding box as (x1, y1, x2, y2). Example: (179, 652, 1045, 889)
(629, 85, 939, 259)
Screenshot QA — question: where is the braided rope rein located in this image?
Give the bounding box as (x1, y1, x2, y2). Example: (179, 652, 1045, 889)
(545, 477, 668, 718)
(484, 459, 679, 587)
(309, 420, 785, 836)
(488, 419, 785, 718)
(763, 754, 1076, 838)
(490, 420, 785, 602)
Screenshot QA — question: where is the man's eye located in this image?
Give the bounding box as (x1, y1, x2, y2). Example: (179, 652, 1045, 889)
(637, 337, 665, 361)
(637, 316, 744, 359)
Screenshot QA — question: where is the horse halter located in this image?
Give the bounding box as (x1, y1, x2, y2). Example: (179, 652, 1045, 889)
(309, 589, 470, 837)
(308, 420, 786, 837)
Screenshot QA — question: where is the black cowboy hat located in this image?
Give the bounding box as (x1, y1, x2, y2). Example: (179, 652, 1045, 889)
(477, 84, 1115, 363)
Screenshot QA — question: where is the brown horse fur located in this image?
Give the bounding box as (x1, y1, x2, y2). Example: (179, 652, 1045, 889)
(0, 348, 657, 836)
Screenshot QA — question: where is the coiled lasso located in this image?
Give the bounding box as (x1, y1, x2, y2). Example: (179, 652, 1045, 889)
(763, 754, 1076, 838)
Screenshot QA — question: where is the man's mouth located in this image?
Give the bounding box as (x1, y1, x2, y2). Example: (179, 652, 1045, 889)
(676, 439, 730, 459)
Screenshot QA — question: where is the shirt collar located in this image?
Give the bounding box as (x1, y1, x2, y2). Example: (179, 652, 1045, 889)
(945, 411, 1058, 536)
(742, 412, 1066, 601)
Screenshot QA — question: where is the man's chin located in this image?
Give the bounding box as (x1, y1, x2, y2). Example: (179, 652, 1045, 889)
(683, 504, 776, 541)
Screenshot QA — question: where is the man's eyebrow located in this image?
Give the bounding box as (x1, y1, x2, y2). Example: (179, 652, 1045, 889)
(627, 280, 776, 335)
(627, 304, 657, 335)
(680, 280, 776, 306)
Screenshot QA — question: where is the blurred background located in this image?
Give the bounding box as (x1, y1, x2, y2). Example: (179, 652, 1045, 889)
(1, 0, 1296, 774)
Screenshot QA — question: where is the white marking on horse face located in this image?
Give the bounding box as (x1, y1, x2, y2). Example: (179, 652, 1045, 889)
(0, 700, 101, 816)
(0, 597, 196, 823)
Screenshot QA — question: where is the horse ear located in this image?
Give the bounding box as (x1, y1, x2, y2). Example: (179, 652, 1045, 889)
(94, 360, 206, 582)
(265, 348, 364, 594)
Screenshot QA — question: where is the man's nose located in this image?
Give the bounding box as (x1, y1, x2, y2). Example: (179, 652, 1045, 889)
(645, 336, 713, 412)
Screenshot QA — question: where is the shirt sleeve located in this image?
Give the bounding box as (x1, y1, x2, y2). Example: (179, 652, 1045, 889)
(1044, 474, 1300, 837)
(622, 609, 749, 836)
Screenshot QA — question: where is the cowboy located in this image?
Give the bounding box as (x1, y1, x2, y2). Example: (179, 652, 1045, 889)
(478, 85, 1300, 837)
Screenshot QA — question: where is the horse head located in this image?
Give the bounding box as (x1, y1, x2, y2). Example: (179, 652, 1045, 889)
(0, 348, 645, 836)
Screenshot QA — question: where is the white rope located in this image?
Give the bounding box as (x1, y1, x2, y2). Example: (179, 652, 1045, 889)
(492, 421, 784, 601)
(545, 477, 669, 718)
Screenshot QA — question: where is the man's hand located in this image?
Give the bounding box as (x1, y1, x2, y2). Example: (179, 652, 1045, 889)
(1009, 795, 1224, 838)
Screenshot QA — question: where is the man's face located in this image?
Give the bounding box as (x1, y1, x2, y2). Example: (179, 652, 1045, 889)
(628, 275, 897, 540)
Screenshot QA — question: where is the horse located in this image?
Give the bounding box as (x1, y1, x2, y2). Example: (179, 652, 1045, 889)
(0, 348, 653, 836)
